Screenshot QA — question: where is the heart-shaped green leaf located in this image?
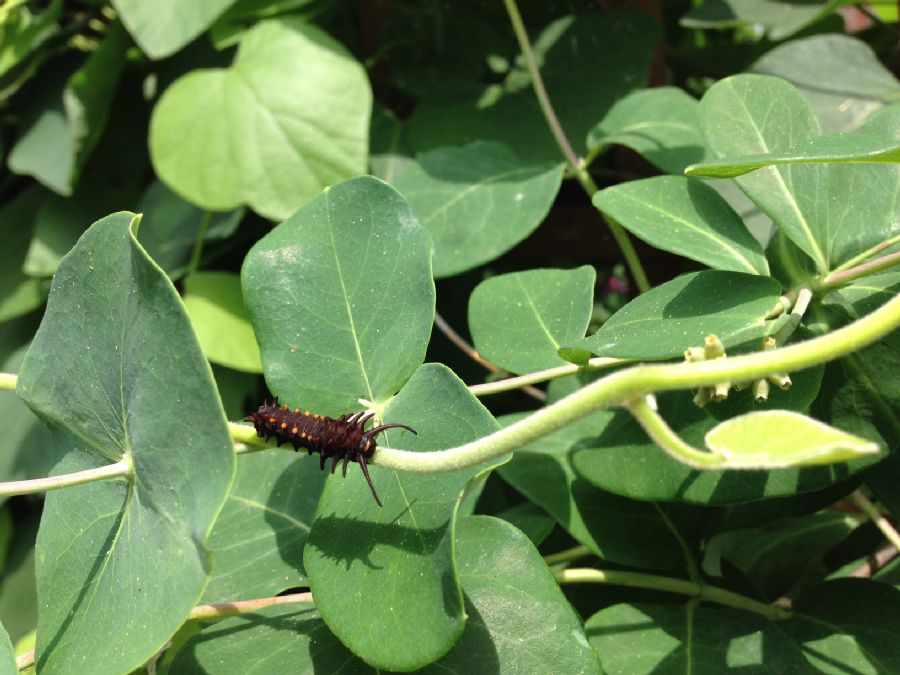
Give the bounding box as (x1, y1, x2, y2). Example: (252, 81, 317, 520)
(242, 176, 434, 415)
(587, 603, 810, 673)
(468, 266, 595, 374)
(16, 213, 234, 674)
(182, 272, 262, 373)
(705, 410, 881, 468)
(113, 0, 236, 59)
(304, 363, 499, 671)
(393, 142, 564, 277)
(593, 177, 768, 275)
(587, 87, 705, 174)
(202, 452, 325, 603)
(150, 19, 371, 221)
(565, 270, 781, 360)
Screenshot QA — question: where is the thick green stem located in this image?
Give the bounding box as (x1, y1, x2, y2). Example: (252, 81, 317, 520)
(189, 591, 312, 621)
(0, 458, 131, 498)
(186, 211, 212, 277)
(500, 0, 650, 293)
(372, 292, 900, 473)
(556, 568, 791, 621)
(0, 372, 15, 391)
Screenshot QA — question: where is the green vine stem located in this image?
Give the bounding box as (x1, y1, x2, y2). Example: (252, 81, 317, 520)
(827, 234, 900, 275)
(626, 395, 722, 468)
(189, 591, 312, 621)
(816, 248, 900, 292)
(0, 458, 131, 498)
(186, 211, 212, 278)
(850, 489, 900, 551)
(372, 291, 900, 473)
(543, 544, 592, 566)
(555, 568, 791, 621)
(3, 292, 899, 490)
(500, 0, 651, 293)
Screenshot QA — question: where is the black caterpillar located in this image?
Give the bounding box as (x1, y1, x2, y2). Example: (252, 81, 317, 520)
(246, 398, 416, 506)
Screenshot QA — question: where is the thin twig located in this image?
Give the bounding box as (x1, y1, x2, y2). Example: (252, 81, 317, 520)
(850, 489, 900, 551)
(433, 312, 546, 402)
(848, 544, 898, 579)
(189, 591, 313, 621)
(817, 249, 900, 292)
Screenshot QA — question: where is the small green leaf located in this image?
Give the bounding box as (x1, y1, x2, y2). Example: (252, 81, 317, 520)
(394, 142, 564, 277)
(565, 270, 781, 360)
(423, 516, 600, 674)
(0, 622, 15, 675)
(202, 452, 325, 603)
(681, 0, 844, 40)
(304, 364, 499, 671)
(705, 410, 880, 468)
(751, 35, 900, 133)
(468, 266, 595, 374)
(113, 0, 236, 59)
(242, 176, 434, 415)
(150, 19, 371, 221)
(0, 188, 46, 322)
(182, 272, 262, 373)
(687, 104, 900, 178)
(587, 87, 705, 174)
(8, 23, 129, 195)
(0, 0, 62, 102)
(587, 603, 811, 674)
(593, 177, 768, 275)
(785, 579, 900, 673)
(16, 213, 234, 675)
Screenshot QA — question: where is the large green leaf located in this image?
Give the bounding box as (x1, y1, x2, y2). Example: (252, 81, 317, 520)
(565, 271, 781, 361)
(393, 142, 564, 277)
(113, 0, 236, 59)
(587, 86, 705, 174)
(751, 35, 900, 133)
(16, 213, 234, 675)
(702, 74, 900, 274)
(785, 579, 900, 673)
(182, 272, 262, 373)
(242, 176, 434, 415)
(422, 516, 600, 673)
(167, 603, 370, 674)
(587, 603, 810, 674)
(202, 451, 325, 603)
(593, 177, 768, 275)
(468, 266, 595, 374)
(497, 412, 691, 568)
(8, 23, 129, 195)
(407, 11, 660, 162)
(304, 364, 499, 671)
(698, 75, 828, 272)
(150, 18, 371, 221)
(686, 104, 900, 178)
(681, 0, 844, 40)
